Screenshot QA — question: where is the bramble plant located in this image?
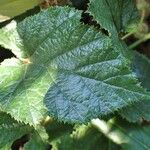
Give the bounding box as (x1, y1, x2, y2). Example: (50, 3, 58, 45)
(0, 0, 150, 149)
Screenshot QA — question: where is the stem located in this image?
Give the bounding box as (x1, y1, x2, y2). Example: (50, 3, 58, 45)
(121, 10, 145, 40)
(42, 116, 53, 126)
(140, 9, 145, 24)
(91, 118, 122, 144)
(19, 58, 31, 64)
(91, 119, 110, 135)
(121, 31, 135, 40)
(129, 33, 150, 49)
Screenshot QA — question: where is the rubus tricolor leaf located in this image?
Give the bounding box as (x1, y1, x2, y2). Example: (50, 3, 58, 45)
(0, 7, 150, 125)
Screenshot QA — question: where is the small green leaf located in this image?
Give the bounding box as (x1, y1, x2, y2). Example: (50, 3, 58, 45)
(92, 118, 150, 150)
(88, 0, 139, 35)
(0, 112, 32, 149)
(0, 0, 43, 22)
(120, 52, 150, 122)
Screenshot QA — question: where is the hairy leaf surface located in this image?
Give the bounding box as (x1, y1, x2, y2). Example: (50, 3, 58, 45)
(0, 7, 149, 125)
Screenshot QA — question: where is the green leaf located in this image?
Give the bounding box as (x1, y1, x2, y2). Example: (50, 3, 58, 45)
(88, 0, 139, 35)
(0, 0, 43, 22)
(0, 7, 149, 125)
(24, 132, 48, 150)
(0, 112, 32, 149)
(120, 52, 150, 122)
(87, 0, 150, 123)
(45, 120, 73, 141)
(120, 99, 150, 122)
(133, 52, 150, 90)
(91, 118, 150, 150)
(51, 124, 120, 150)
(0, 21, 26, 58)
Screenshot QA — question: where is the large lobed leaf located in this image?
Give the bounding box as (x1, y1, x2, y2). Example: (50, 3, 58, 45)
(0, 7, 150, 125)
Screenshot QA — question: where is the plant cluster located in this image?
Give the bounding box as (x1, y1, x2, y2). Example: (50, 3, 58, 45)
(0, 0, 150, 149)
